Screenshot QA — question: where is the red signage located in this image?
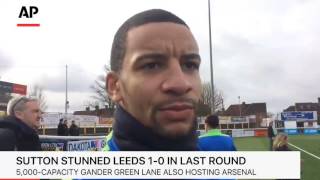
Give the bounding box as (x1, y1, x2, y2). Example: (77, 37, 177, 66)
(254, 129, 268, 137)
(0, 81, 27, 95)
(12, 83, 27, 95)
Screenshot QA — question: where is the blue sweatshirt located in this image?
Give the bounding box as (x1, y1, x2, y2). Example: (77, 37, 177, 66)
(198, 129, 237, 151)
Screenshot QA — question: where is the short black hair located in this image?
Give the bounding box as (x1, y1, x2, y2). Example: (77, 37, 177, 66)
(110, 9, 189, 72)
(205, 115, 219, 128)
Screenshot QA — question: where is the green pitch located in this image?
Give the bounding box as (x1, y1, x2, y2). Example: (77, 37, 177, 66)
(233, 135, 320, 180)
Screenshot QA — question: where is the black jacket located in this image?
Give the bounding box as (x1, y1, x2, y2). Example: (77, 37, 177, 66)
(69, 124, 80, 136)
(267, 126, 275, 138)
(0, 116, 41, 151)
(57, 122, 66, 135)
(274, 145, 291, 151)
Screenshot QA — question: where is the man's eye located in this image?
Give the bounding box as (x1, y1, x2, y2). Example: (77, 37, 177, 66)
(182, 62, 199, 71)
(142, 62, 162, 70)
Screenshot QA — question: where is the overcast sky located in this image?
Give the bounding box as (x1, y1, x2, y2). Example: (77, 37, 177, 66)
(0, 0, 319, 114)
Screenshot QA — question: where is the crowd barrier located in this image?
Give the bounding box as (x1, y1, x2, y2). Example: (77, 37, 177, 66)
(40, 127, 319, 151)
(223, 127, 320, 138)
(40, 135, 105, 151)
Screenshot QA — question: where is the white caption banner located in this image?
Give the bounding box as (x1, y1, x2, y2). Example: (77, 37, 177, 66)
(0, 151, 300, 179)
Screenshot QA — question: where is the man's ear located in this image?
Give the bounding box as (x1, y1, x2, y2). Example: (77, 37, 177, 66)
(14, 111, 24, 120)
(106, 72, 122, 103)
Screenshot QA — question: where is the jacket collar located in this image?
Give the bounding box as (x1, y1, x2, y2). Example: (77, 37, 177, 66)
(0, 116, 37, 135)
(112, 106, 198, 151)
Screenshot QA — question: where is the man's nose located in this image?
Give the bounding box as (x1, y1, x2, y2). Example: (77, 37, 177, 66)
(39, 111, 43, 118)
(161, 61, 192, 96)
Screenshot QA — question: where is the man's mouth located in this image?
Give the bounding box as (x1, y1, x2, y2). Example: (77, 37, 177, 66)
(159, 102, 193, 111)
(158, 102, 194, 121)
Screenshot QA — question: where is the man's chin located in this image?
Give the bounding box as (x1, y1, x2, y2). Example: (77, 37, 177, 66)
(154, 122, 194, 139)
(34, 123, 40, 130)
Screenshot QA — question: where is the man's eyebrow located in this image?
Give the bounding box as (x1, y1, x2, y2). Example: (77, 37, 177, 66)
(181, 53, 201, 62)
(136, 53, 167, 62)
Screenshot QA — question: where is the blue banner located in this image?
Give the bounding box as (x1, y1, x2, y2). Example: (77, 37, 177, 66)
(281, 111, 316, 121)
(303, 129, 318, 135)
(284, 129, 298, 135)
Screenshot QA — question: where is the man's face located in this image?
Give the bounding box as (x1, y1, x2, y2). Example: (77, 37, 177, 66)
(16, 101, 42, 130)
(110, 22, 202, 138)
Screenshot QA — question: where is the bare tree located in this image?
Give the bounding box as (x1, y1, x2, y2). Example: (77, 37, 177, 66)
(90, 65, 115, 111)
(267, 112, 275, 118)
(28, 85, 48, 112)
(83, 100, 99, 110)
(197, 82, 224, 116)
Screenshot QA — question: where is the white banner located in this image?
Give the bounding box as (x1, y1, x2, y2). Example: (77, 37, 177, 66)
(41, 113, 99, 127)
(41, 112, 62, 127)
(66, 114, 99, 127)
(0, 151, 300, 179)
(232, 129, 255, 137)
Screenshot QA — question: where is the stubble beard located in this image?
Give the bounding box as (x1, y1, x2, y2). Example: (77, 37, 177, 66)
(150, 99, 198, 140)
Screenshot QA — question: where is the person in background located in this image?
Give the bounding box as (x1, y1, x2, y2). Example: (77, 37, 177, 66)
(198, 115, 237, 151)
(63, 119, 69, 136)
(57, 118, 65, 136)
(0, 96, 42, 151)
(267, 122, 275, 150)
(69, 120, 80, 136)
(272, 133, 290, 151)
(273, 133, 301, 180)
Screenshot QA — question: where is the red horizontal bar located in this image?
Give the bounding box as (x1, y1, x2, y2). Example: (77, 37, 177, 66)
(0, 179, 40, 180)
(17, 23, 40, 27)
